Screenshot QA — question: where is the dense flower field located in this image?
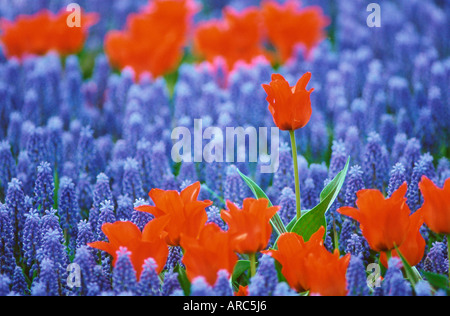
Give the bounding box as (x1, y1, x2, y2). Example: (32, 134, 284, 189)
(0, 0, 449, 297)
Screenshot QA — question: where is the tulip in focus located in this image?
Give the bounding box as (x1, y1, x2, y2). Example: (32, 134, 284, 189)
(419, 176, 450, 235)
(181, 223, 238, 286)
(262, 72, 314, 131)
(338, 183, 422, 257)
(264, 227, 350, 296)
(135, 182, 213, 247)
(88, 220, 169, 279)
(221, 198, 280, 255)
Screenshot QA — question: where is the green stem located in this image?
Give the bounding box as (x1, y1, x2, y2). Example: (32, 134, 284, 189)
(289, 130, 301, 221)
(249, 253, 257, 278)
(386, 250, 392, 262)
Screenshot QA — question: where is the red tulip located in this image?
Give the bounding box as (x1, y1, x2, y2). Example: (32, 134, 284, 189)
(264, 227, 350, 296)
(419, 176, 450, 235)
(380, 208, 426, 267)
(181, 223, 238, 286)
(338, 183, 412, 253)
(135, 182, 212, 247)
(221, 198, 280, 254)
(1, 9, 97, 59)
(262, 72, 314, 131)
(262, 0, 329, 62)
(88, 219, 169, 279)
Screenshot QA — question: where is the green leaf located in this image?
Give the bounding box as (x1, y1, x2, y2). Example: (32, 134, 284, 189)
(237, 169, 287, 235)
(290, 157, 350, 241)
(394, 245, 422, 287)
(232, 260, 250, 283)
(285, 209, 311, 232)
(175, 265, 191, 296)
(422, 271, 449, 292)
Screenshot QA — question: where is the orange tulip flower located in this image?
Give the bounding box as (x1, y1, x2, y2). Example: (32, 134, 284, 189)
(338, 183, 412, 253)
(262, 72, 314, 131)
(0, 9, 97, 59)
(418, 176, 450, 235)
(380, 208, 426, 267)
(135, 182, 213, 247)
(88, 219, 169, 279)
(221, 198, 280, 254)
(264, 227, 350, 296)
(262, 0, 330, 63)
(105, 0, 198, 79)
(193, 7, 267, 70)
(181, 223, 238, 286)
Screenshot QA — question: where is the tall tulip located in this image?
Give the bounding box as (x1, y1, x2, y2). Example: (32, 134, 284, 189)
(262, 72, 314, 220)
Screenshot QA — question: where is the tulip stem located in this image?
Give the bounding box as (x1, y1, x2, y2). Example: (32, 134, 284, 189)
(289, 130, 301, 221)
(386, 250, 392, 262)
(249, 253, 257, 278)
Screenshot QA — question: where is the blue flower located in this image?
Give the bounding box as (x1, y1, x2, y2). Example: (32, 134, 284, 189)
(58, 177, 80, 236)
(344, 165, 365, 207)
(33, 258, 59, 296)
(0, 205, 16, 278)
(415, 280, 432, 297)
(400, 137, 421, 182)
(272, 143, 294, 192)
(250, 255, 278, 297)
(0, 274, 11, 297)
(46, 116, 64, 173)
(362, 132, 388, 190)
(11, 266, 28, 296)
(278, 187, 296, 226)
(424, 242, 448, 275)
(131, 198, 154, 231)
(388, 163, 407, 197)
(164, 246, 183, 272)
(116, 195, 133, 221)
(162, 270, 181, 297)
(138, 258, 161, 296)
(122, 157, 145, 202)
(76, 220, 95, 251)
(113, 247, 137, 295)
(26, 127, 48, 170)
(213, 270, 233, 297)
(7, 112, 22, 157)
(301, 178, 319, 211)
(33, 162, 54, 213)
(5, 178, 26, 250)
(345, 234, 370, 263)
(76, 172, 93, 212)
(22, 210, 41, 273)
(190, 277, 215, 296)
(223, 165, 249, 206)
(382, 258, 412, 296)
(0, 141, 16, 191)
(96, 200, 116, 241)
(90, 173, 113, 231)
(38, 229, 68, 291)
(73, 246, 96, 296)
(407, 153, 436, 211)
(346, 255, 369, 296)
